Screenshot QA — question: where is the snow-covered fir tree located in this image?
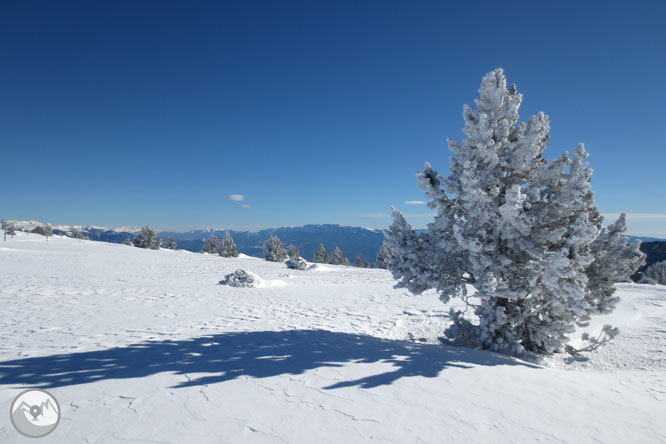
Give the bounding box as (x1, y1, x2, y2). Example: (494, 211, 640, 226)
(122, 236, 132, 246)
(385, 68, 644, 358)
(263, 235, 287, 262)
(202, 234, 220, 254)
(133, 226, 160, 249)
(640, 260, 666, 285)
(355, 256, 363, 267)
(312, 243, 329, 263)
(219, 232, 239, 257)
(330, 246, 347, 265)
(287, 244, 299, 261)
(376, 242, 395, 269)
(7, 225, 16, 238)
(165, 236, 177, 250)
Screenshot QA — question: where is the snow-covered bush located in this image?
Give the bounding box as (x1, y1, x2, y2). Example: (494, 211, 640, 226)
(70, 229, 88, 240)
(165, 236, 177, 250)
(312, 243, 329, 263)
(640, 261, 666, 285)
(285, 244, 307, 269)
(219, 269, 257, 287)
(6, 225, 16, 237)
(219, 232, 238, 258)
(122, 237, 132, 246)
(286, 257, 308, 270)
(263, 235, 287, 262)
(202, 235, 220, 254)
(32, 225, 52, 239)
(133, 226, 160, 249)
(385, 68, 645, 358)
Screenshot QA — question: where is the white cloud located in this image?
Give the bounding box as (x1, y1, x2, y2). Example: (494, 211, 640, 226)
(404, 200, 426, 205)
(241, 204, 251, 209)
(229, 194, 245, 201)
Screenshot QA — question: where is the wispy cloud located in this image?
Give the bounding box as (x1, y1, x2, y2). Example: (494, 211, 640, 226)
(240, 204, 251, 209)
(229, 194, 245, 201)
(404, 200, 426, 205)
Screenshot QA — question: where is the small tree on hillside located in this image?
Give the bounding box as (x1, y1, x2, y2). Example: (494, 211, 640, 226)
(330, 246, 347, 265)
(264, 235, 287, 262)
(43, 225, 53, 241)
(165, 236, 178, 250)
(640, 260, 666, 285)
(287, 244, 300, 261)
(385, 68, 644, 359)
(355, 256, 363, 267)
(202, 234, 220, 254)
(376, 242, 395, 269)
(313, 243, 329, 263)
(7, 225, 16, 238)
(133, 226, 160, 249)
(219, 232, 239, 257)
(123, 236, 132, 246)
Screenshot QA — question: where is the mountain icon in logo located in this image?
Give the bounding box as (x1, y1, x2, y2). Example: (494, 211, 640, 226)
(10, 389, 60, 438)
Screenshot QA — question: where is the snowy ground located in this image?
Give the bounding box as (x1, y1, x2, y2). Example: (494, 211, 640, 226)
(0, 232, 664, 443)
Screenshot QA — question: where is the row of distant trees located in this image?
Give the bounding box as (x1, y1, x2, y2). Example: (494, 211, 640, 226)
(2, 221, 394, 269)
(201, 232, 393, 269)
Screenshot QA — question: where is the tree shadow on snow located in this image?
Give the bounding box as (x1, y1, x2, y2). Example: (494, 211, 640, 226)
(0, 330, 539, 390)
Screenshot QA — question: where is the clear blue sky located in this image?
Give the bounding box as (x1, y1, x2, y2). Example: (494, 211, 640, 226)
(1, 1, 665, 235)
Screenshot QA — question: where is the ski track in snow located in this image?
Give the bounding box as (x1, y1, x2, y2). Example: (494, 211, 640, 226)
(0, 232, 664, 443)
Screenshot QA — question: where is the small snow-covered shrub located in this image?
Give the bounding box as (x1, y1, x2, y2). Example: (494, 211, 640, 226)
(286, 257, 308, 270)
(219, 269, 257, 288)
(640, 260, 666, 285)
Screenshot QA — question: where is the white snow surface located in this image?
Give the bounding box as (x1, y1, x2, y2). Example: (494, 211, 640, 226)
(0, 232, 664, 443)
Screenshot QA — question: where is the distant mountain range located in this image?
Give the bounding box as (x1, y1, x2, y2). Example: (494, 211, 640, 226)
(3, 219, 665, 271)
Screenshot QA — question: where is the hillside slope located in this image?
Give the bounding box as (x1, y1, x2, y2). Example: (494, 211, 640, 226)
(0, 233, 664, 443)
